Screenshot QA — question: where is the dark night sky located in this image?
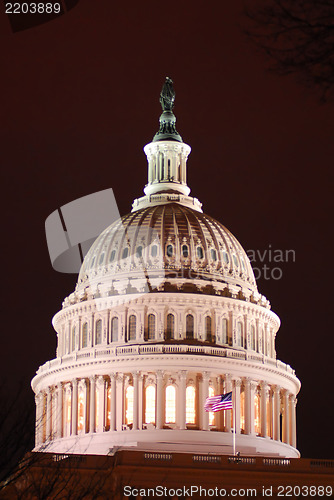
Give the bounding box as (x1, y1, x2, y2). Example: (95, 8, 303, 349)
(1, 0, 333, 459)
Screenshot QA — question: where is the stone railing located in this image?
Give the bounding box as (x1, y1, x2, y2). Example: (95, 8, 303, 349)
(35, 343, 296, 377)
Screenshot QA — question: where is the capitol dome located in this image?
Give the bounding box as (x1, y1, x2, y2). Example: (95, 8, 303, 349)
(76, 203, 258, 300)
(32, 78, 300, 459)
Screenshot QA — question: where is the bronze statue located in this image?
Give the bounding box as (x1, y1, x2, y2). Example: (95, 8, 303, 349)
(159, 77, 175, 111)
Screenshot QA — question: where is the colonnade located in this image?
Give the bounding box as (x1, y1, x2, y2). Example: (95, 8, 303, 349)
(35, 371, 297, 451)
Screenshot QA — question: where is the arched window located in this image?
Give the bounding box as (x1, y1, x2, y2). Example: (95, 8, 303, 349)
(223, 251, 229, 264)
(186, 386, 196, 424)
(125, 386, 134, 425)
(151, 245, 158, 257)
(222, 318, 228, 344)
(166, 313, 175, 340)
(165, 385, 176, 423)
(255, 392, 261, 435)
(211, 249, 217, 261)
(208, 386, 215, 426)
(233, 255, 239, 267)
(237, 321, 243, 347)
(122, 247, 129, 259)
(136, 246, 143, 258)
(82, 322, 88, 348)
(166, 245, 173, 257)
(111, 317, 118, 342)
(240, 390, 245, 433)
(77, 387, 85, 433)
(186, 314, 194, 339)
(95, 319, 102, 345)
(148, 314, 156, 340)
(251, 325, 256, 351)
(106, 385, 111, 429)
(205, 316, 212, 342)
(91, 256, 96, 268)
(109, 250, 116, 262)
(182, 245, 189, 258)
(71, 326, 76, 352)
(128, 315, 136, 341)
(145, 386, 155, 424)
(98, 252, 105, 265)
(197, 246, 204, 259)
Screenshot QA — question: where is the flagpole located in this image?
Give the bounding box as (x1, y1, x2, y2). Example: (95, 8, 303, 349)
(232, 389, 236, 456)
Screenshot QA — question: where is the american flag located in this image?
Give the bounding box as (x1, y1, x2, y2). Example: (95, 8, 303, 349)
(204, 391, 233, 412)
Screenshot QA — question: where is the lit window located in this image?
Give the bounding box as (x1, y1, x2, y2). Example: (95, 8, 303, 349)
(136, 246, 143, 258)
(151, 245, 158, 257)
(222, 318, 228, 344)
(182, 245, 189, 257)
(65, 391, 71, 437)
(95, 319, 102, 345)
(129, 315, 136, 340)
(266, 395, 272, 438)
(165, 385, 176, 423)
(78, 388, 85, 433)
(211, 249, 217, 261)
(99, 252, 105, 265)
(106, 385, 111, 429)
(109, 250, 116, 262)
(122, 248, 129, 259)
(82, 322, 88, 348)
(72, 326, 76, 352)
(126, 386, 134, 425)
(237, 322, 243, 347)
(166, 245, 173, 257)
(148, 314, 155, 340)
(241, 257, 246, 271)
(251, 325, 256, 351)
(145, 386, 155, 424)
(186, 314, 194, 339)
(255, 392, 261, 435)
(197, 247, 204, 259)
(233, 255, 239, 267)
(205, 316, 212, 342)
(223, 251, 229, 264)
(240, 391, 245, 432)
(111, 317, 118, 342)
(209, 386, 215, 425)
(186, 386, 196, 424)
(166, 313, 174, 340)
(91, 256, 96, 268)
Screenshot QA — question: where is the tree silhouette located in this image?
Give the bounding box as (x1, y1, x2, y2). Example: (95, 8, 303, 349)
(244, 0, 334, 101)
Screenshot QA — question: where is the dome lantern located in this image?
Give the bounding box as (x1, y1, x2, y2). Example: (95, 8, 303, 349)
(132, 77, 202, 212)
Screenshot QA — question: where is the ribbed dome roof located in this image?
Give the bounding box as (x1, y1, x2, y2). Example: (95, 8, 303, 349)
(76, 203, 257, 294)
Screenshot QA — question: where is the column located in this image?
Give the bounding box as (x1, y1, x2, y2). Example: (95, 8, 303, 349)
(178, 370, 187, 430)
(138, 373, 143, 430)
(244, 379, 256, 435)
(35, 393, 43, 446)
(45, 388, 52, 441)
(233, 378, 241, 434)
(224, 375, 232, 432)
(283, 390, 290, 444)
(133, 372, 139, 430)
(216, 376, 224, 431)
(156, 370, 164, 430)
(202, 372, 209, 431)
(96, 376, 105, 432)
(290, 395, 297, 448)
(116, 374, 124, 431)
(260, 382, 269, 438)
(109, 374, 116, 431)
(56, 384, 63, 439)
(71, 379, 78, 436)
(89, 376, 96, 433)
(273, 386, 281, 441)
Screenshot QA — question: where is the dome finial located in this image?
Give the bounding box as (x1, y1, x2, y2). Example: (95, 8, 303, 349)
(153, 77, 183, 142)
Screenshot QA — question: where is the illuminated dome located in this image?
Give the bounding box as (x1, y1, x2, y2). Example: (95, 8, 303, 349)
(32, 78, 300, 459)
(76, 203, 258, 300)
